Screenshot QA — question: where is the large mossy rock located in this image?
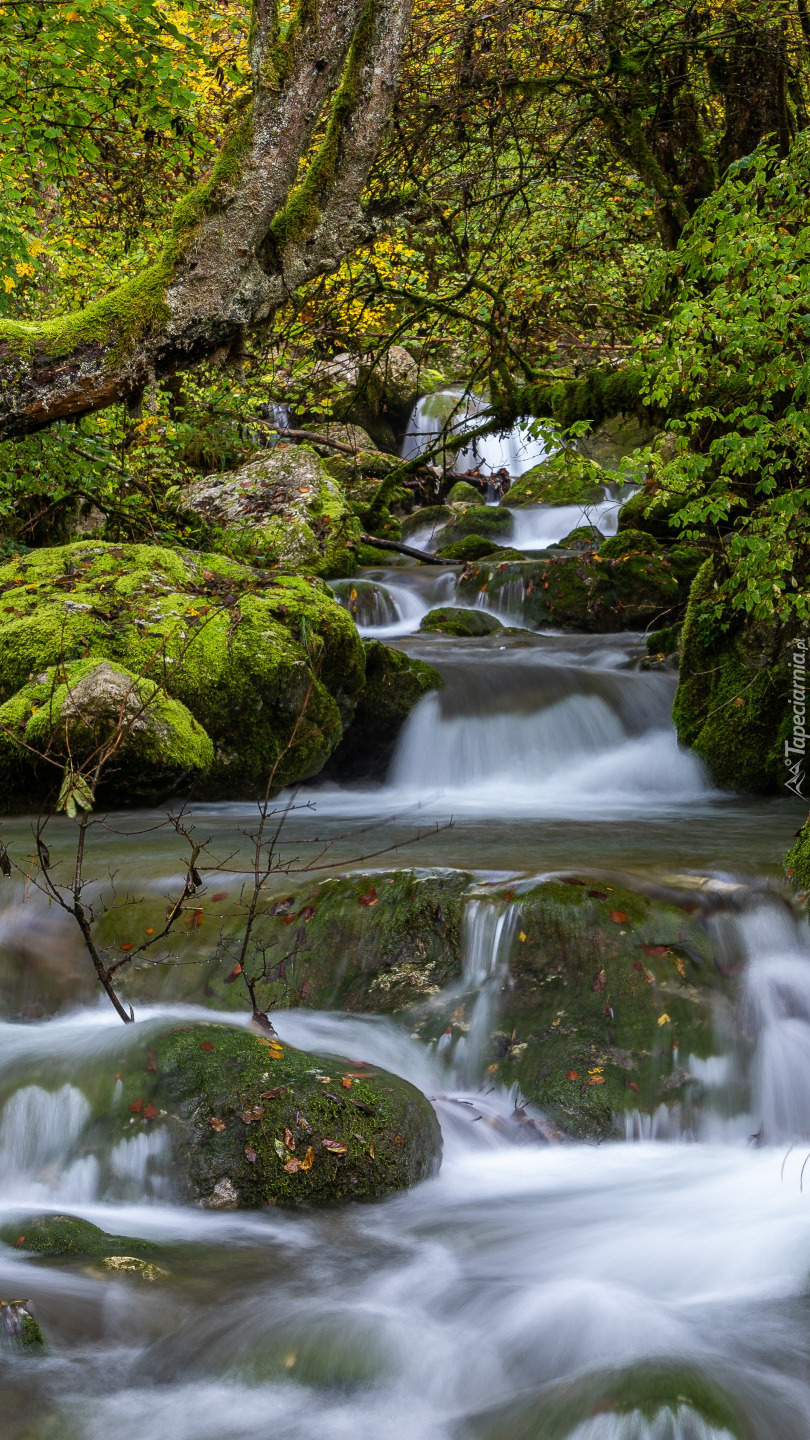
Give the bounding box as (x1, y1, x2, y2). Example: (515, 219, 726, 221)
(0, 1213, 158, 1259)
(129, 1023, 441, 1207)
(420, 607, 502, 637)
(178, 444, 360, 578)
(0, 660, 213, 809)
(506, 455, 606, 506)
(489, 878, 728, 1139)
(785, 823, 810, 889)
(437, 534, 502, 562)
(0, 542, 369, 801)
(455, 539, 699, 631)
(321, 640, 441, 781)
(673, 559, 799, 791)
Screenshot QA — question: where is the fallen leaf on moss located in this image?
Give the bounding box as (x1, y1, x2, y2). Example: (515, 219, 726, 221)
(128, 1098, 143, 1114)
(210, 1117, 226, 1132)
(200, 1042, 214, 1052)
(322, 1139, 348, 1154)
(566, 1070, 579, 1081)
(245, 1146, 257, 1163)
(300, 1146, 315, 1171)
(657, 1013, 671, 1026)
(609, 910, 627, 924)
(358, 887, 378, 907)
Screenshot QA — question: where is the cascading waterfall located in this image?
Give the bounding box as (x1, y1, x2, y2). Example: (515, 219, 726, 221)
(401, 387, 553, 476)
(507, 487, 633, 548)
(453, 900, 518, 1087)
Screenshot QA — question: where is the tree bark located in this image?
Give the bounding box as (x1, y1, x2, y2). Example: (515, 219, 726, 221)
(0, 0, 412, 439)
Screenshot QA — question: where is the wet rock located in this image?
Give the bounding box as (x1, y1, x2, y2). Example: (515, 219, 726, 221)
(0, 660, 213, 809)
(555, 525, 604, 552)
(640, 621, 682, 672)
(437, 534, 503, 562)
(480, 877, 730, 1140)
(419, 607, 502, 637)
(673, 558, 800, 791)
(401, 505, 452, 541)
(0, 1213, 158, 1259)
(0, 541, 367, 799)
(506, 456, 606, 506)
(0, 1300, 44, 1349)
(116, 1023, 442, 1208)
(320, 640, 441, 782)
(785, 822, 810, 889)
(96, 1256, 168, 1282)
(178, 444, 360, 578)
(446, 480, 483, 505)
(360, 345, 421, 420)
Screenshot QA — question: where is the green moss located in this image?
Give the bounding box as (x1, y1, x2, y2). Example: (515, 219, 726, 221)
(600, 528, 661, 559)
(0, 1213, 157, 1258)
(437, 534, 503, 562)
(673, 558, 794, 791)
(446, 481, 483, 505)
(0, 659, 213, 809)
(149, 1022, 441, 1207)
(19, 1313, 45, 1348)
(785, 822, 810, 888)
(506, 457, 605, 507)
(0, 542, 367, 800)
(617, 486, 685, 541)
(490, 878, 725, 1140)
(419, 607, 502, 637)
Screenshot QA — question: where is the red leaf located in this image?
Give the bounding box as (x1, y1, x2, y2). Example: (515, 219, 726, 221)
(209, 1116, 226, 1132)
(200, 1041, 214, 1052)
(503, 887, 515, 901)
(212, 892, 229, 902)
(358, 887, 378, 907)
(642, 944, 670, 956)
(297, 905, 317, 923)
(632, 960, 646, 974)
(128, 1098, 143, 1114)
(282, 913, 296, 925)
(144, 1103, 159, 1121)
(609, 910, 627, 924)
(341, 1076, 353, 1089)
(300, 980, 311, 1001)
(566, 1070, 579, 1081)
(15, 1235, 25, 1246)
(629, 1081, 640, 1093)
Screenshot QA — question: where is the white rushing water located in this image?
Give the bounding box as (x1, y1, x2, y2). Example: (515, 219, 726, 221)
(401, 387, 553, 476)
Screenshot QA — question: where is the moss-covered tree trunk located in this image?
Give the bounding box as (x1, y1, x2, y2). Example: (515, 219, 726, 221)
(0, 0, 412, 439)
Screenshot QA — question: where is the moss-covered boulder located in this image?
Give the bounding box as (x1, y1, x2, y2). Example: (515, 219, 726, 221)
(437, 534, 503, 562)
(556, 526, 603, 552)
(640, 621, 682, 672)
(419, 607, 502, 637)
(617, 485, 685, 541)
(127, 1023, 441, 1207)
(0, 1213, 158, 1259)
(443, 505, 512, 543)
(446, 480, 483, 505)
(322, 641, 441, 781)
(0, 660, 213, 809)
(178, 444, 360, 578)
(455, 543, 684, 632)
(401, 505, 452, 542)
(673, 559, 800, 791)
(506, 454, 606, 507)
(0, 541, 367, 800)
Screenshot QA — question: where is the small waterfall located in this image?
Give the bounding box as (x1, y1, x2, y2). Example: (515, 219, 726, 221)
(0, 1083, 98, 1202)
(715, 897, 810, 1141)
(507, 488, 632, 549)
(454, 900, 518, 1086)
(566, 1412, 738, 1440)
(387, 658, 710, 814)
(402, 388, 553, 477)
(330, 578, 430, 637)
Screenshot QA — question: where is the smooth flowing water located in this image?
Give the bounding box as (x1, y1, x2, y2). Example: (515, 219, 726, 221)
(2, 487, 810, 1439)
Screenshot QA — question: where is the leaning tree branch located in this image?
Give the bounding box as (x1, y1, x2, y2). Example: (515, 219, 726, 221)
(0, 0, 413, 439)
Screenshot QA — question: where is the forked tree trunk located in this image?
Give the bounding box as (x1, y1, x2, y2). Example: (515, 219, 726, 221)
(0, 0, 412, 439)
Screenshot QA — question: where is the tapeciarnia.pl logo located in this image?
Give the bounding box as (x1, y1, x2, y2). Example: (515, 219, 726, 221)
(786, 637, 807, 797)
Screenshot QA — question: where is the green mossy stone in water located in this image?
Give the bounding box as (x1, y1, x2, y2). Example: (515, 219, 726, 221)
(0, 660, 214, 810)
(453, 505, 512, 539)
(556, 526, 603, 552)
(446, 481, 483, 505)
(0, 1300, 45, 1351)
(506, 459, 605, 507)
(0, 1213, 157, 1258)
(785, 824, 810, 889)
(323, 640, 441, 782)
(599, 528, 661, 558)
(617, 485, 686, 541)
(673, 558, 797, 792)
(420, 607, 502, 637)
(437, 534, 500, 562)
(0, 542, 366, 800)
(401, 505, 451, 541)
(136, 1023, 441, 1208)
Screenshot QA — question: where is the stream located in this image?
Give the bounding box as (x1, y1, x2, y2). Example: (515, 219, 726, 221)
(1, 451, 810, 1438)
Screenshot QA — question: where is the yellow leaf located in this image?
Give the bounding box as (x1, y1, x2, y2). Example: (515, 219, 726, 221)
(519, 931, 527, 942)
(657, 1013, 670, 1026)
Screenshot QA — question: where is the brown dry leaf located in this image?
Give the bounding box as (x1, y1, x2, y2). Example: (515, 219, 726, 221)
(394, 1135, 404, 1147)
(210, 1116, 226, 1132)
(300, 1145, 315, 1171)
(642, 944, 670, 956)
(120, 942, 134, 952)
(284, 1127, 295, 1151)
(566, 1070, 579, 1082)
(259, 1086, 287, 1100)
(200, 1041, 214, 1052)
(244, 1146, 257, 1163)
(144, 1103, 159, 1121)
(284, 1157, 301, 1173)
(128, 1098, 143, 1114)
(609, 910, 627, 924)
(224, 965, 242, 984)
(629, 1081, 640, 1093)
(341, 1076, 353, 1090)
(587, 1076, 606, 1087)
(358, 887, 378, 907)
(588, 889, 607, 899)
(240, 1111, 254, 1125)
(590, 969, 606, 992)
(297, 905, 317, 923)
(212, 892, 228, 902)
(322, 1139, 348, 1154)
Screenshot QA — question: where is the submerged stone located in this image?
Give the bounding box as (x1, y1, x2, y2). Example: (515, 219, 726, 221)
(0, 1213, 158, 1259)
(0, 1300, 44, 1350)
(437, 534, 502, 562)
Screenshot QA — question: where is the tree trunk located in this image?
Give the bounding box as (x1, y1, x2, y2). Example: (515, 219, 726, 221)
(0, 0, 412, 439)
